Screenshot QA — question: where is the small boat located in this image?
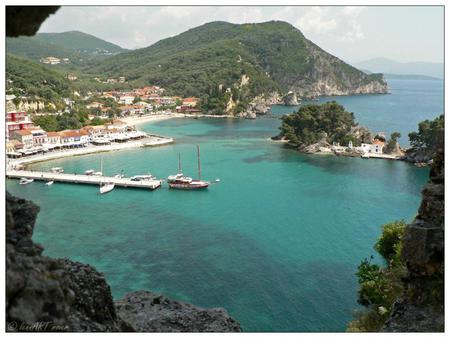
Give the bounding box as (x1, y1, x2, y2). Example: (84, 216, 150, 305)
(168, 146, 209, 190)
(130, 174, 156, 181)
(46, 180, 54, 186)
(19, 178, 34, 185)
(361, 153, 370, 159)
(215, 178, 221, 183)
(92, 171, 103, 176)
(85, 169, 95, 175)
(99, 157, 115, 194)
(100, 182, 115, 194)
(51, 167, 64, 173)
(114, 174, 124, 178)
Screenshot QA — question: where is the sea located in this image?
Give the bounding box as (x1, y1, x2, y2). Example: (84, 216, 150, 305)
(6, 78, 443, 331)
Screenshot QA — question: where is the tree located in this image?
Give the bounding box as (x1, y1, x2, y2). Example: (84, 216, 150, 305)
(279, 102, 357, 147)
(384, 132, 401, 154)
(374, 220, 406, 262)
(408, 115, 444, 149)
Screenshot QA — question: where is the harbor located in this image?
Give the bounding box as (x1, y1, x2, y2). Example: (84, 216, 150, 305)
(6, 170, 162, 190)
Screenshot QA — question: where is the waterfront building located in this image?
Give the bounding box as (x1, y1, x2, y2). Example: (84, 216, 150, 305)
(11, 129, 33, 148)
(6, 111, 34, 138)
(360, 139, 385, 154)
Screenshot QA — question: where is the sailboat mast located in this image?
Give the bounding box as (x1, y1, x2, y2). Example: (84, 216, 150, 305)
(197, 145, 201, 180)
(178, 153, 182, 173)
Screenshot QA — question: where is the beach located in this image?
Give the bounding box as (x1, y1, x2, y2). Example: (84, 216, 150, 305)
(122, 112, 236, 126)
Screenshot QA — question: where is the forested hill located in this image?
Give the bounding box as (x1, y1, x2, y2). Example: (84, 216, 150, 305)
(6, 31, 127, 65)
(86, 21, 388, 104)
(35, 31, 127, 54)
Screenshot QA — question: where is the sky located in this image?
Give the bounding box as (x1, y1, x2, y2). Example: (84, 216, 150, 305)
(38, 6, 444, 64)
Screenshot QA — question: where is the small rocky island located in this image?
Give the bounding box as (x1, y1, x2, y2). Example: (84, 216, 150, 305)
(6, 192, 241, 332)
(273, 102, 443, 166)
(273, 101, 404, 159)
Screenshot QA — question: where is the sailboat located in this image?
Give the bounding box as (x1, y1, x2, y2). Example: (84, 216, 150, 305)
(168, 146, 209, 190)
(99, 157, 115, 194)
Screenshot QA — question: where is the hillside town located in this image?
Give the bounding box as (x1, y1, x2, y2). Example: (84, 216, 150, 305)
(5, 83, 204, 158)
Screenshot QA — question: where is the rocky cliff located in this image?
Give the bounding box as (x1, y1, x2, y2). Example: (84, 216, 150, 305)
(382, 138, 444, 331)
(6, 192, 241, 332)
(284, 39, 388, 97)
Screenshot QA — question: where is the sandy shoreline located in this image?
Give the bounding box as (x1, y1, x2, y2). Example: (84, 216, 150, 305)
(122, 112, 236, 126)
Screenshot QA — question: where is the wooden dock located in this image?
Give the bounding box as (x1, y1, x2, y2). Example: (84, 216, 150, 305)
(6, 170, 161, 190)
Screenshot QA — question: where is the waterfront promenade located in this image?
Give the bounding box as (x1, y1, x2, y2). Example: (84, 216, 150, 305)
(7, 136, 174, 169)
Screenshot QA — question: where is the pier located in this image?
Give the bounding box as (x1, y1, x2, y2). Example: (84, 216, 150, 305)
(6, 170, 162, 190)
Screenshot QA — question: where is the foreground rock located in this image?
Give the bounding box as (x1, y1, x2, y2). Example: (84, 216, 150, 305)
(6, 192, 240, 332)
(116, 291, 241, 332)
(382, 140, 444, 332)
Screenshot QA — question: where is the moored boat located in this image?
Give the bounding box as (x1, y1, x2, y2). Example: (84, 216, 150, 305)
(99, 182, 115, 194)
(85, 169, 95, 175)
(130, 174, 156, 181)
(19, 178, 34, 185)
(46, 180, 54, 186)
(168, 146, 209, 190)
(51, 167, 64, 173)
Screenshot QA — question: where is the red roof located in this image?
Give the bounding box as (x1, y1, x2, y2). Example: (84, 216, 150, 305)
(13, 129, 32, 136)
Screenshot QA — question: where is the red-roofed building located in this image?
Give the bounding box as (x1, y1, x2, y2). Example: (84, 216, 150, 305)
(6, 111, 34, 138)
(11, 129, 33, 148)
(182, 97, 199, 107)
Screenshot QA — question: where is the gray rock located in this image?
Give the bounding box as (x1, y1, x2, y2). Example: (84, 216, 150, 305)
(115, 291, 241, 332)
(282, 91, 299, 106)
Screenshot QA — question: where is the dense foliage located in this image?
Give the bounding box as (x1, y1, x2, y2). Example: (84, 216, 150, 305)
(408, 115, 444, 150)
(279, 102, 357, 147)
(6, 54, 72, 105)
(32, 109, 110, 132)
(348, 220, 407, 332)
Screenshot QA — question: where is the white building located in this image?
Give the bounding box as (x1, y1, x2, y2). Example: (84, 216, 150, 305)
(360, 141, 385, 154)
(119, 96, 135, 105)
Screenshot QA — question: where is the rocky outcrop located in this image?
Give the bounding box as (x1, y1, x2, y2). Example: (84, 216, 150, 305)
(236, 92, 279, 118)
(382, 139, 444, 331)
(6, 192, 241, 332)
(403, 147, 435, 165)
(116, 291, 241, 332)
(282, 91, 299, 106)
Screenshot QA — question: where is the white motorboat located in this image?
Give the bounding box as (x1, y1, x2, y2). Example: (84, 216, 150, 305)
(114, 174, 124, 178)
(85, 169, 95, 175)
(92, 171, 103, 176)
(46, 180, 54, 186)
(130, 174, 156, 181)
(19, 178, 34, 185)
(99, 182, 115, 194)
(51, 167, 64, 173)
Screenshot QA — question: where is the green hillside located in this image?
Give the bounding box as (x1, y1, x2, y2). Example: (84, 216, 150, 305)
(6, 54, 72, 105)
(35, 31, 127, 54)
(86, 21, 388, 113)
(6, 31, 127, 67)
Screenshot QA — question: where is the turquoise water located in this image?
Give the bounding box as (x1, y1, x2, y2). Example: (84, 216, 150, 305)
(6, 78, 437, 331)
